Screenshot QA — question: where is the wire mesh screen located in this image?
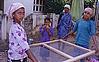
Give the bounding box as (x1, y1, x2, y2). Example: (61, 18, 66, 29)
(30, 39, 95, 62)
(30, 45, 68, 62)
(48, 41, 89, 57)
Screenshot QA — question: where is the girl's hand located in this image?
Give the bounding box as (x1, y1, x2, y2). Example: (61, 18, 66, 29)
(42, 24, 46, 28)
(95, 47, 99, 54)
(92, 44, 98, 54)
(46, 27, 50, 32)
(46, 25, 50, 29)
(68, 31, 74, 37)
(92, 36, 99, 53)
(45, 25, 51, 36)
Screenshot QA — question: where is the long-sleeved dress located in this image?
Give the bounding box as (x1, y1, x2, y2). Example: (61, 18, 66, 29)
(57, 12, 73, 39)
(39, 26, 54, 42)
(8, 22, 30, 60)
(39, 25, 54, 58)
(73, 18, 96, 48)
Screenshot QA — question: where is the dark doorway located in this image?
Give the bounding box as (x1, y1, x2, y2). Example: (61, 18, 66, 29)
(0, 0, 4, 40)
(0, 0, 4, 13)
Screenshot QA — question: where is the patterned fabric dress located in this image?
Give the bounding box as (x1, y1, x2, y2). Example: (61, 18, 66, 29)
(8, 22, 30, 60)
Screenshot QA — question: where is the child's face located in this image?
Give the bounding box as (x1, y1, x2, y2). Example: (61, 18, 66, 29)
(83, 11, 91, 20)
(13, 8, 25, 22)
(44, 20, 51, 26)
(64, 7, 69, 13)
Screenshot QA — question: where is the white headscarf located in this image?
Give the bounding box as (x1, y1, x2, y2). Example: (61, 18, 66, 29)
(84, 7, 93, 15)
(64, 4, 70, 9)
(6, 2, 25, 19)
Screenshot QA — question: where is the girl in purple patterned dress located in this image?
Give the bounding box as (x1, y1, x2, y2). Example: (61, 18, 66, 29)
(7, 3, 38, 62)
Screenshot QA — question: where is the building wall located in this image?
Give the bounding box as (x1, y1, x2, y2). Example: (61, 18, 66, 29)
(4, 0, 33, 16)
(2, 0, 45, 40)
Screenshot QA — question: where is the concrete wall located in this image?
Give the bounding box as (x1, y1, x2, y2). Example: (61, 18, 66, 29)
(4, 0, 34, 16)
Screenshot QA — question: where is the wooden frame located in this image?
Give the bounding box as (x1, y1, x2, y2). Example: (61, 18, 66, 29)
(30, 39, 95, 62)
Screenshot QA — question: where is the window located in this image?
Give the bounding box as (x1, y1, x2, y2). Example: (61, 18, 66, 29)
(33, 6, 35, 11)
(40, 0, 43, 5)
(36, 6, 38, 11)
(34, 0, 35, 4)
(39, 6, 42, 11)
(33, 0, 44, 12)
(36, 0, 39, 4)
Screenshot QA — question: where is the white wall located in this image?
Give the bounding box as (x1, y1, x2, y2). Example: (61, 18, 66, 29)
(4, 0, 34, 16)
(1, 16, 7, 40)
(2, 0, 34, 40)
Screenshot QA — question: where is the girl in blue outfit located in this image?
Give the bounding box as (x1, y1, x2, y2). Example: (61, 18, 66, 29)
(57, 4, 73, 39)
(57, 4, 74, 51)
(69, 7, 97, 62)
(39, 17, 54, 62)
